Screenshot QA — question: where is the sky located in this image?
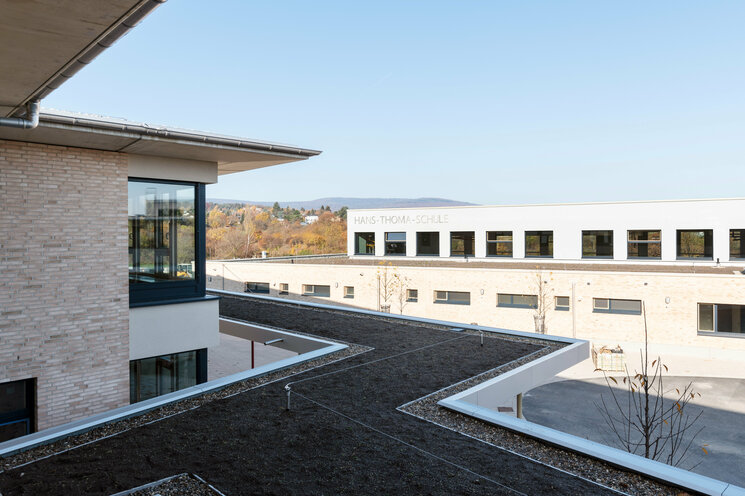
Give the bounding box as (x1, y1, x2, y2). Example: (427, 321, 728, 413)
(43, 1, 745, 205)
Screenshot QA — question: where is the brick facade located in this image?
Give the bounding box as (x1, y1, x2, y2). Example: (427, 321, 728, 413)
(0, 140, 129, 430)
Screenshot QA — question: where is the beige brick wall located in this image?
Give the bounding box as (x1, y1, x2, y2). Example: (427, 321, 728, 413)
(207, 260, 745, 357)
(0, 140, 129, 431)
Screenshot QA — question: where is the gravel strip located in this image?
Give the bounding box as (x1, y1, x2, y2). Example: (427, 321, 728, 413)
(399, 352, 681, 496)
(0, 342, 371, 473)
(114, 473, 224, 496)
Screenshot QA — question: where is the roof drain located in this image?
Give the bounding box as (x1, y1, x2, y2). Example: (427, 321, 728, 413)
(0, 100, 40, 129)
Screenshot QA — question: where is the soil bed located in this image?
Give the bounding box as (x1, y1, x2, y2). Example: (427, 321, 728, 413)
(0, 296, 678, 495)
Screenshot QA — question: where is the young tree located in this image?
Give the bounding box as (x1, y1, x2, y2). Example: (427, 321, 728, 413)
(533, 272, 552, 334)
(596, 302, 705, 467)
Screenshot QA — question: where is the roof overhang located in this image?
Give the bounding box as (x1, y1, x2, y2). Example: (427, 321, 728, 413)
(0, 110, 321, 174)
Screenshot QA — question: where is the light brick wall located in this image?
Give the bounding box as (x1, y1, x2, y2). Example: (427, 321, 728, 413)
(0, 139, 129, 430)
(207, 260, 745, 356)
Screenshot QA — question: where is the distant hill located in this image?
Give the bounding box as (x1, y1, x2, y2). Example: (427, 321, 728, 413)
(207, 197, 477, 210)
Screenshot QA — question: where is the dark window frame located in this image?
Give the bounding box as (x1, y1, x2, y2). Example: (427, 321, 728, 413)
(497, 293, 538, 309)
(698, 303, 745, 337)
(129, 178, 206, 306)
(384, 232, 407, 256)
(129, 349, 207, 404)
(582, 230, 614, 258)
(354, 232, 375, 255)
(525, 231, 553, 258)
(0, 379, 35, 442)
(434, 290, 471, 305)
(244, 282, 270, 294)
(302, 284, 331, 297)
(730, 229, 745, 260)
(592, 298, 642, 315)
(416, 232, 440, 256)
(555, 296, 570, 311)
(676, 229, 713, 260)
(627, 230, 662, 259)
(486, 231, 513, 257)
(344, 286, 355, 298)
(450, 231, 475, 257)
(406, 289, 419, 302)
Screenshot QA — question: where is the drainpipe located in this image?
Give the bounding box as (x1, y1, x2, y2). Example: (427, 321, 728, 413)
(0, 100, 40, 129)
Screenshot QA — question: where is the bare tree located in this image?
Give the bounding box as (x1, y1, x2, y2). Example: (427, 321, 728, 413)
(393, 272, 411, 315)
(375, 262, 397, 312)
(596, 301, 705, 467)
(533, 272, 551, 333)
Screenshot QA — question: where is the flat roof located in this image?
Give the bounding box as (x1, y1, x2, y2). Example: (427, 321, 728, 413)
(0, 109, 322, 175)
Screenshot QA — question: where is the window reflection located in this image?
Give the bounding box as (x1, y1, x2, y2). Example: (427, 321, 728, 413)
(128, 181, 196, 283)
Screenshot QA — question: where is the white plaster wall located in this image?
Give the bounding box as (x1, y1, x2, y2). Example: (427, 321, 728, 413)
(129, 299, 220, 360)
(347, 198, 745, 263)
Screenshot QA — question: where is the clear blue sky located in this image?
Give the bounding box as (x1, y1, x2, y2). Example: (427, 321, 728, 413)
(44, 1, 745, 205)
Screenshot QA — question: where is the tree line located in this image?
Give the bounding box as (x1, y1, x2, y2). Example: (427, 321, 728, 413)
(206, 202, 347, 259)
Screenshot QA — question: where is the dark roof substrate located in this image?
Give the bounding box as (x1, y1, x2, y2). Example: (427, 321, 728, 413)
(255, 256, 742, 275)
(0, 296, 654, 495)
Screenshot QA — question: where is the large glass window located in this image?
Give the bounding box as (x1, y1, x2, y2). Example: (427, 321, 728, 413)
(416, 232, 440, 256)
(128, 179, 205, 304)
(0, 379, 35, 442)
(354, 232, 375, 255)
(582, 230, 613, 258)
(130, 349, 206, 403)
(593, 298, 642, 315)
(677, 230, 713, 259)
(497, 294, 537, 309)
(450, 232, 475, 257)
(698, 304, 745, 335)
(628, 230, 661, 259)
(385, 232, 406, 255)
(245, 282, 270, 294)
(525, 231, 553, 257)
(730, 230, 745, 260)
(302, 284, 331, 297)
(486, 231, 513, 257)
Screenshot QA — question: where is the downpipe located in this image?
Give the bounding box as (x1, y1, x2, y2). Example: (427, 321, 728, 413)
(0, 100, 40, 129)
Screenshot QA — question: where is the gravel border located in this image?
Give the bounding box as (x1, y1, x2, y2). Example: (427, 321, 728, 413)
(111, 473, 226, 496)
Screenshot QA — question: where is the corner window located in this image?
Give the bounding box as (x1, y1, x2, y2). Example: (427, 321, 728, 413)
(385, 232, 406, 255)
(698, 303, 745, 335)
(245, 282, 270, 294)
(582, 230, 614, 258)
(434, 290, 470, 305)
(450, 232, 475, 257)
(486, 231, 513, 257)
(344, 286, 355, 298)
(416, 232, 440, 256)
(0, 379, 35, 442)
(525, 231, 553, 258)
(593, 298, 642, 315)
(302, 284, 331, 297)
(628, 230, 661, 259)
(497, 294, 538, 309)
(406, 289, 419, 302)
(128, 179, 205, 304)
(279, 283, 289, 295)
(555, 296, 570, 311)
(130, 349, 206, 403)
(677, 230, 713, 259)
(354, 232, 375, 255)
(730, 230, 745, 260)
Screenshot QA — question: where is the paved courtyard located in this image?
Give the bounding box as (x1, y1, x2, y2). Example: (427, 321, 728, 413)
(524, 376, 745, 487)
(208, 332, 296, 380)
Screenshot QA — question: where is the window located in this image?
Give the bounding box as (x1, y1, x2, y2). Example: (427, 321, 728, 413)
(628, 230, 661, 259)
(434, 290, 470, 305)
(698, 303, 745, 335)
(416, 232, 440, 256)
(677, 230, 713, 259)
(344, 286, 355, 298)
(555, 296, 570, 311)
(525, 231, 553, 257)
(130, 349, 206, 403)
(279, 283, 289, 295)
(593, 298, 642, 315)
(128, 179, 205, 304)
(406, 289, 419, 302)
(730, 230, 745, 260)
(486, 231, 513, 257)
(582, 230, 613, 258)
(497, 294, 538, 309)
(245, 282, 270, 294)
(385, 232, 406, 255)
(302, 284, 331, 297)
(0, 379, 35, 442)
(354, 232, 375, 255)
(450, 232, 475, 257)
